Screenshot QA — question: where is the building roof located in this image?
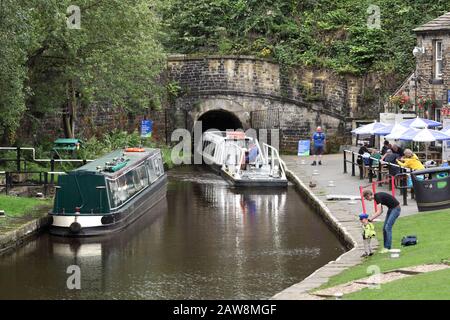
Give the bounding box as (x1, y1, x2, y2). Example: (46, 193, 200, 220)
(414, 12, 450, 33)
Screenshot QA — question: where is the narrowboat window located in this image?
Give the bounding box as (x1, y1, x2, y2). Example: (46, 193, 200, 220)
(125, 170, 137, 198)
(147, 158, 158, 182)
(153, 155, 163, 177)
(134, 164, 149, 192)
(117, 175, 128, 204)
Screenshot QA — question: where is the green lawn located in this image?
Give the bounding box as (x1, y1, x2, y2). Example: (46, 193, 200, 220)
(318, 210, 450, 290)
(345, 268, 450, 300)
(0, 195, 52, 217)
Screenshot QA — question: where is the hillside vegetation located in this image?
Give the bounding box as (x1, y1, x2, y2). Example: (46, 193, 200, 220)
(160, 0, 449, 77)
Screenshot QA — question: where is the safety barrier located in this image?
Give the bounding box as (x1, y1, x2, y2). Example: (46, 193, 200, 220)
(0, 146, 92, 186)
(0, 171, 66, 196)
(344, 150, 414, 212)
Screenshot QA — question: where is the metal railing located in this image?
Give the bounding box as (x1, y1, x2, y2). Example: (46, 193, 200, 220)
(0, 170, 66, 196)
(263, 143, 286, 178)
(343, 150, 414, 205)
(0, 146, 92, 194)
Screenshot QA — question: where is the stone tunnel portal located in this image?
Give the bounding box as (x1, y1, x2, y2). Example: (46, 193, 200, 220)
(197, 109, 243, 132)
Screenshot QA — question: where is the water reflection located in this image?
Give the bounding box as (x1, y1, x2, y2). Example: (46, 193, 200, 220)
(0, 166, 345, 299)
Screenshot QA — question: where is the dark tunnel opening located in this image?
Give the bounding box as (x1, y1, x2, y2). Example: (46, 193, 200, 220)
(197, 109, 243, 132)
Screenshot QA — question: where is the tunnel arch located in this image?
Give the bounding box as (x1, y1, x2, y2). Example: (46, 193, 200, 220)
(196, 109, 243, 132)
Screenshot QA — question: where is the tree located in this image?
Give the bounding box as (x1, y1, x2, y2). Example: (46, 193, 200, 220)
(0, 0, 31, 143)
(27, 0, 166, 138)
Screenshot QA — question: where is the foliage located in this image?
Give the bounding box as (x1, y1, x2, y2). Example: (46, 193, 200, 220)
(0, 0, 31, 142)
(159, 0, 450, 80)
(1, 0, 166, 142)
(79, 130, 174, 169)
(417, 95, 440, 111)
(389, 92, 413, 111)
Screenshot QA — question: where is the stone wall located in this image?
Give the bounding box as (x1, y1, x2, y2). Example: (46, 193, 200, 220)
(17, 55, 384, 152)
(167, 55, 370, 152)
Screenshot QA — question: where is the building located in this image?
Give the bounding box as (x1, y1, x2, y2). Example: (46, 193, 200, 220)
(391, 12, 450, 123)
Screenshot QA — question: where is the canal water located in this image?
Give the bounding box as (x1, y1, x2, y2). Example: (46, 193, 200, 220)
(0, 166, 345, 299)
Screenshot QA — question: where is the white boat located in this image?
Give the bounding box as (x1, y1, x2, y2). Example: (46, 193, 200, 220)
(198, 131, 288, 187)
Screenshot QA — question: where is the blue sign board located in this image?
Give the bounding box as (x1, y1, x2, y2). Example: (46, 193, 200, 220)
(141, 120, 153, 138)
(447, 90, 450, 105)
(298, 140, 310, 157)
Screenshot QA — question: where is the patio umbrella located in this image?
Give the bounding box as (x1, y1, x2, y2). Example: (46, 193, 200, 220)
(384, 124, 412, 140)
(400, 116, 441, 129)
(373, 123, 407, 136)
(399, 128, 450, 160)
(351, 122, 388, 135)
(399, 128, 450, 142)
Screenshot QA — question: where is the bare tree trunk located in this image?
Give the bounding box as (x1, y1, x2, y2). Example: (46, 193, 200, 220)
(63, 80, 76, 138)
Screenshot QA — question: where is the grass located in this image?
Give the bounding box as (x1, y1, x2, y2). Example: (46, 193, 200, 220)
(344, 268, 450, 300)
(318, 210, 450, 290)
(0, 195, 52, 217)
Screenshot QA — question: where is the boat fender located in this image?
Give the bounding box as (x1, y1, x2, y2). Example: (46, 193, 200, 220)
(69, 222, 82, 234)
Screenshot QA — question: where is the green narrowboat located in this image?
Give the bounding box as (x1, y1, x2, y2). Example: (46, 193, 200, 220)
(49, 148, 167, 237)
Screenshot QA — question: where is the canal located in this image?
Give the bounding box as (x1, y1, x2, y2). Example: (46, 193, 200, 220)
(0, 166, 345, 299)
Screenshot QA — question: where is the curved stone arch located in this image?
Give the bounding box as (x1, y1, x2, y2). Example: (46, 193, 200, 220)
(191, 97, 252, 131)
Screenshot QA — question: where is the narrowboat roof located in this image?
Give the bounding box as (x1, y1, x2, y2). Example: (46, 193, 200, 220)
(73, 148, 160, 176)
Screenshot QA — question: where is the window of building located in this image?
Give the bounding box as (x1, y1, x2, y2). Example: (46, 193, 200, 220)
(435, 40, 443, 79)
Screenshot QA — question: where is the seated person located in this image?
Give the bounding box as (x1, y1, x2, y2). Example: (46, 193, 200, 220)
(370, 149, 382, 167)
(381, 140, 391, 156)
(397, 149, 424, 171)
(381, 149, 401, 176)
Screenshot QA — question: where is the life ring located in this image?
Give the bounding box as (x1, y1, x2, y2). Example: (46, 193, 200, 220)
(125, 147, 145, 152)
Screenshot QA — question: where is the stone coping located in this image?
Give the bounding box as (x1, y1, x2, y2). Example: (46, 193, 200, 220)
(272, 167, 359, 300)
(0, 215, 51, 256)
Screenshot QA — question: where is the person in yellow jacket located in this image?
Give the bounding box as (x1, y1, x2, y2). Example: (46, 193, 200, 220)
(396, 149, 424, 171)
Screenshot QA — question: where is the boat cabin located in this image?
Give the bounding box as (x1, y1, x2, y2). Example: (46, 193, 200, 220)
(53, 148, 164, 216)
